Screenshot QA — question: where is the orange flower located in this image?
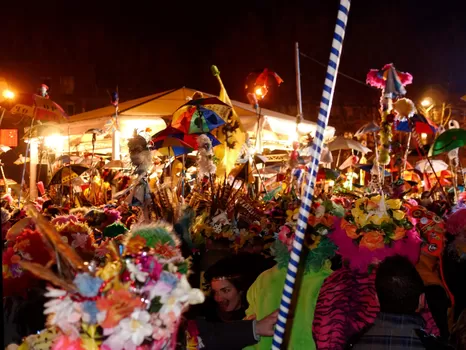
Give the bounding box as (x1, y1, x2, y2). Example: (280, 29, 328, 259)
(360, 231, 385, 251)
(341, 219, 360, 239)
(153, 242, 178, 259)
(96, 289, 143, 328)
(308, 215, 317, 226)
(125, 235, 147, 255)
(392, 226, 406, 241)
(320, 214, 334, 228)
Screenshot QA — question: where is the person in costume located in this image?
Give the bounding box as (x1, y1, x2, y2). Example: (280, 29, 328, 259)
(244, 198, 341, 350)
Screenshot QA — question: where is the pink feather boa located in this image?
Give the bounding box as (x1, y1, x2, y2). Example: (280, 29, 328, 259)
(330, 218, 422, 272)
(366, 63, 413, 89)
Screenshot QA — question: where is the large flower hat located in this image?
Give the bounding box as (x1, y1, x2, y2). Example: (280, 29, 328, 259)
(15, 205, 204, 350)
(272, 197, 343, 272)
(330, 194, 421, 271)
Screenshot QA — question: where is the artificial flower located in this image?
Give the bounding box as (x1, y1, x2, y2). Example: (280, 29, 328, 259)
(96, 289, 144, 329)
(71, 232, 88, 249)
(360, 231, 385, 251)
(104, 309, 153, 349)
(125, 235, 147, 255)
(392, 210, 405, 221)
(97, 261, 122, 290)
(277, 225, 294, 251)
(307, 234, 321, 250)
(44, 288, 82, 336)
(341, 219, 360, 239)
(368, 213, 391, 226)
(153, 242, 179, 259)
(386, 198, 402, 210)
(52, 335, 84, 350)
(126, 261, 149, 283)
(286, 208, 299, 222)
(392, 226, 406, 241)
(139, 255, 163, 280)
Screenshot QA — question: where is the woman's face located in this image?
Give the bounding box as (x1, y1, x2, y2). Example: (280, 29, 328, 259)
(211, 279, 242, 312)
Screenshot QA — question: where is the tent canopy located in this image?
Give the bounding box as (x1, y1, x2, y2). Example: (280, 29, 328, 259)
(64, 87, 335, 152)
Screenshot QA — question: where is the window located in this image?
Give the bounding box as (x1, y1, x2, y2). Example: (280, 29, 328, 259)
(65, 103, 75, 116)
(0, 129, 18, 147)
(60, 76, 75, 95)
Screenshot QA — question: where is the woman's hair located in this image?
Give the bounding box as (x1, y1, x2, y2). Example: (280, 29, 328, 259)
(204, 256, 248, 292)
(450, 309, 466, 349)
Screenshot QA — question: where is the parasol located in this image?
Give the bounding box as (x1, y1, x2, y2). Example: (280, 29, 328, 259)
(149, 136, 193, 157)
(49, 165, 89, 186)
(0, 145, 11, 154)
(171, 98, 228, 134)
(354, 164, 391, 177)
(151, 126, 220, 149)
(14, 155, 30, 165)
(316, 168, 340, 181)
(415, 159, 448, 173)
(428, 128, 466, 157)
(0, 178, 17, 186)
(9, 93, 68, 122)
(354, 121, 380, 137)
(104, 160, 128, 169)
(327, 136, 372, 154)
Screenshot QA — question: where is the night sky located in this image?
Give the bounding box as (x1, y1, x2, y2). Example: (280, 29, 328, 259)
(2, 0, 466, 111)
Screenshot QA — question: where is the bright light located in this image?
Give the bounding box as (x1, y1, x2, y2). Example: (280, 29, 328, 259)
(44, 134, 65, 151)
(421, 133, 427, 141)
(421, 98, 433, 107)
(254, 86, 268, 99)
(328, 180, 335, 187)
(2, 89, 15, 100)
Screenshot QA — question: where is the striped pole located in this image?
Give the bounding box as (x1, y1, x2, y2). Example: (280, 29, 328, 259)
(272, 1, 351, 348)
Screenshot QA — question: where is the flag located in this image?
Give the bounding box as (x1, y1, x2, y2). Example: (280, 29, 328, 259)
(212, 65, 247, 177)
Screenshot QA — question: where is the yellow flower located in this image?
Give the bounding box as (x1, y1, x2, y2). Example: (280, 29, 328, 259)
(307, 234, 321, 250)
(392, 210, 405, 221)
(352, 207, 370, 227)
(368, 213, 391, 226)
(386, 198, 402, 210)
(97, 261, 123, 291)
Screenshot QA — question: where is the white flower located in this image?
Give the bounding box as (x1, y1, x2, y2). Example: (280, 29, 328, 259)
(104, 309, 153, 350)
(315, 204, 326, 218)
(160, 276, 204, 316)
(44, 288, 81, 336)
(126, 261, 148, 283)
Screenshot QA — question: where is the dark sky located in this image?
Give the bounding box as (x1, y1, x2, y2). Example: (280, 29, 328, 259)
(2, 0, 466, 110)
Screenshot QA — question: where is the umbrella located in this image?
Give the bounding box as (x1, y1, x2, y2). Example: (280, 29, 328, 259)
(49, 165, 89, 185)
(327, 136, 372, 154)
(0, 145, 11, 154)
(0, 178, 17, 186)
(14, 155, 30, 165)
(396, 114, 438, 134)
(354, 164, 391, 177)
(354, 121, 380, 137)
(151, 126, 220, 150)
(10, 93, 67, 122)
(415, 159, 448, 173)
(428, 128, 466, 156)
(104, 160, 127, 169)
(150, 136, 193, 157)
(171, 97, 228, 134)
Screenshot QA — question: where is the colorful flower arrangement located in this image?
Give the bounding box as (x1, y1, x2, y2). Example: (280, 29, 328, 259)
(272, 198, 343, 272)
(330, 195, 422, 271)
(16, 206, 204, 350)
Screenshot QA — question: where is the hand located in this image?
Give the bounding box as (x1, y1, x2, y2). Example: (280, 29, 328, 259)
(245, 314, 256, 321)
(255, 310, 279, 337)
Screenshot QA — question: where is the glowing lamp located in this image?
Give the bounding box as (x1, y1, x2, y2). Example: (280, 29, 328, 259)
(421, 98, 433, 107)
(2, 89, 15, 100)
(254, 85, 268, 99)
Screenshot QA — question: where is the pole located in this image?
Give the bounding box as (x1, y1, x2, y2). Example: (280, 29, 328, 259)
(272, 1, 351, 348)
(295, 42, 304, 130)
(112, 106, 121, 160)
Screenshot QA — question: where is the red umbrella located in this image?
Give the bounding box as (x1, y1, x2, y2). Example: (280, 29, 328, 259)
(9, 93, 67, 122)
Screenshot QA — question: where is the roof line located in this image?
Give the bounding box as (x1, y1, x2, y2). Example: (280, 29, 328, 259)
(119, 88, 179, 114)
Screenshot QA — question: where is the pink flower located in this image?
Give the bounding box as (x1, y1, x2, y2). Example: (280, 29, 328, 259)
(278, 225, 294, 251)
(52, 335, 84, 350)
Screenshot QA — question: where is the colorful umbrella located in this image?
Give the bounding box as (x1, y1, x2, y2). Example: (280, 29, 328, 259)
(428, 128, 466, 156)
(316, 168, 340, 181)
(354, 164, 391, 177)
(151, 126, 220, 150)
(396, 114, 438, 134)
(10, 93, 67, 122)
(172, 97, 229, 134)
(49, 165, 89, 185)
(150, 135, 193, 157)
(366, 63, 412, 98)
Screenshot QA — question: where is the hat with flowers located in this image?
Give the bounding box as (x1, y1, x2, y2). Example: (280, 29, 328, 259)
(272, 197, 343, 273)
(16, 205, 204, 350)
(330, 194, 422, 271)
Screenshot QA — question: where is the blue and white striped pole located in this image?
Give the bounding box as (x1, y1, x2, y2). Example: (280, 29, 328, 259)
(272, 1, 351, 348)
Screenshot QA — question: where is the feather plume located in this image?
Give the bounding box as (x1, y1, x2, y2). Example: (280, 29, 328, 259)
(19, 261, 76, 292)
